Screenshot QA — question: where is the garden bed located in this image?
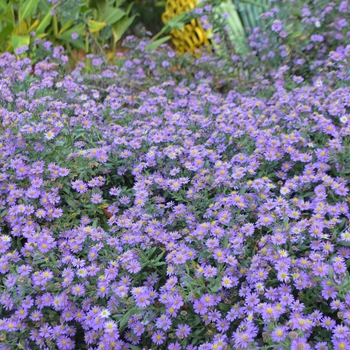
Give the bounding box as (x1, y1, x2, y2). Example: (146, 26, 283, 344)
(0, 2, 350, 348)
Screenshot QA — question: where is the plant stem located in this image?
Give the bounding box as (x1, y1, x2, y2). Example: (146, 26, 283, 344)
(85, 33, 89, 53)
(53, 14, 58, 37)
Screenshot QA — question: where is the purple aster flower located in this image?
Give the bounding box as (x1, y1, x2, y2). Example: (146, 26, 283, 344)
(291, 337, 311, 350)
(91, 193, 103, 204)
(110, 187, 121, 196)
(71, 284, 86, 296)
(155, 314, 172, 330)
(126, 260, 141, 273)
(271, 19, 283, 32)
(175, 324, 191, 339)
(152, 331, 165, 345)
(169, 343, 181, 350)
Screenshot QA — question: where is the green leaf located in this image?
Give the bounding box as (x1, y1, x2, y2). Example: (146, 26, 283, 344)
(116, 0, 127, 7)
(19, 0, 40, 22)
(11, 34, 30, 51)
(218, 303, 230, 312)
(35, 9, 52, 34)
(38, 0, 51, 12)
(111, 14, 137, 44)
(64, 196, 78, 210)
(129, 346, 141, 350)
(288, 31, 303, 39)
(103, 7, 125, 25)
(58, 20, 74, 35)
(210, 284, 219, 293)
(146, 36, 171, 51)
(88, 19, 107, 33)
(88, 0, 107, 13)
(119, 310, 134, 332)
(125, 2, 133, 15)
(57, 23, 85, 49)
(0, 24, 13, 43)
(0, 0, 7, 10)
(340, 241, 350, 247)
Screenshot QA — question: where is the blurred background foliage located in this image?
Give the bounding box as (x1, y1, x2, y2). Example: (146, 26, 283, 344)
(4, 0, 336, 73)
(0, 0, 139, 59)
(0, 0, 272, 62)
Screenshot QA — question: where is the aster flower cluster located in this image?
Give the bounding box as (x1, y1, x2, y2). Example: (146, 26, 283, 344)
(0, 1, 350, 349)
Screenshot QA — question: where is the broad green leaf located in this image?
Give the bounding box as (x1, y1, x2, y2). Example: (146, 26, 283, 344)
(129, 346, 141, 350)
(146, 35, 171, 51)
(38, 0, 51, 12)
(88, 19, 107, 33)
(0, 24, 13, 43)
(58, 20, 74, 35)
(288, 31, 303, 39)
(57, 23, 85, 49)
(19, 0, 40, 22)
(111, 14, 137, 44)
(0, 0, 7, 10)
(88, 0, 107, 13)
(116, 0, 127, 6)
(11, 34, 30, 51)
(103, 7, 125, 25)
(35, 9, 52, 34)
(57, 23, 85, 39)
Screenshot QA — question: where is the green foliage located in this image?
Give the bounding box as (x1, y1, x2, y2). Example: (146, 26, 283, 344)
(150, 0, 270, 53)
(0, 0, 137, 59)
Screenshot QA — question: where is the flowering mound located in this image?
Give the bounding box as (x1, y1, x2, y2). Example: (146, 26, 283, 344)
(1, 15, 350, 350)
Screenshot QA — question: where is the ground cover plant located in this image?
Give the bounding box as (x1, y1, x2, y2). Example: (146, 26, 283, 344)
(0, 1, 350, 349)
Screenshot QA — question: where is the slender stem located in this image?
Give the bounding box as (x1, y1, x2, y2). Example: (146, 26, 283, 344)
(10, 2, 15, 27)
(85, 33, 89, 53)
(90, 32, 104, 55)
(53, 14, 58, 37)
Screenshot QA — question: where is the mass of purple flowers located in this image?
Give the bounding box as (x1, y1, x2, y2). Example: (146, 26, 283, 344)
(0, 0, 350, 349)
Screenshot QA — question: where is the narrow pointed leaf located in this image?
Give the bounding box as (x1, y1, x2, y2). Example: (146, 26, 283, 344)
(19, 0, 40, 22)
(146, 35, 171, 51)
(58, 20, 74, 35)
(89, 0, 107, 13)
(125, 2, 133, 15)
(111, 14, 137, 44)
(35, 9, 52, 34)
(103, 7, 125, 25)
(27, 19, 40, 33)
